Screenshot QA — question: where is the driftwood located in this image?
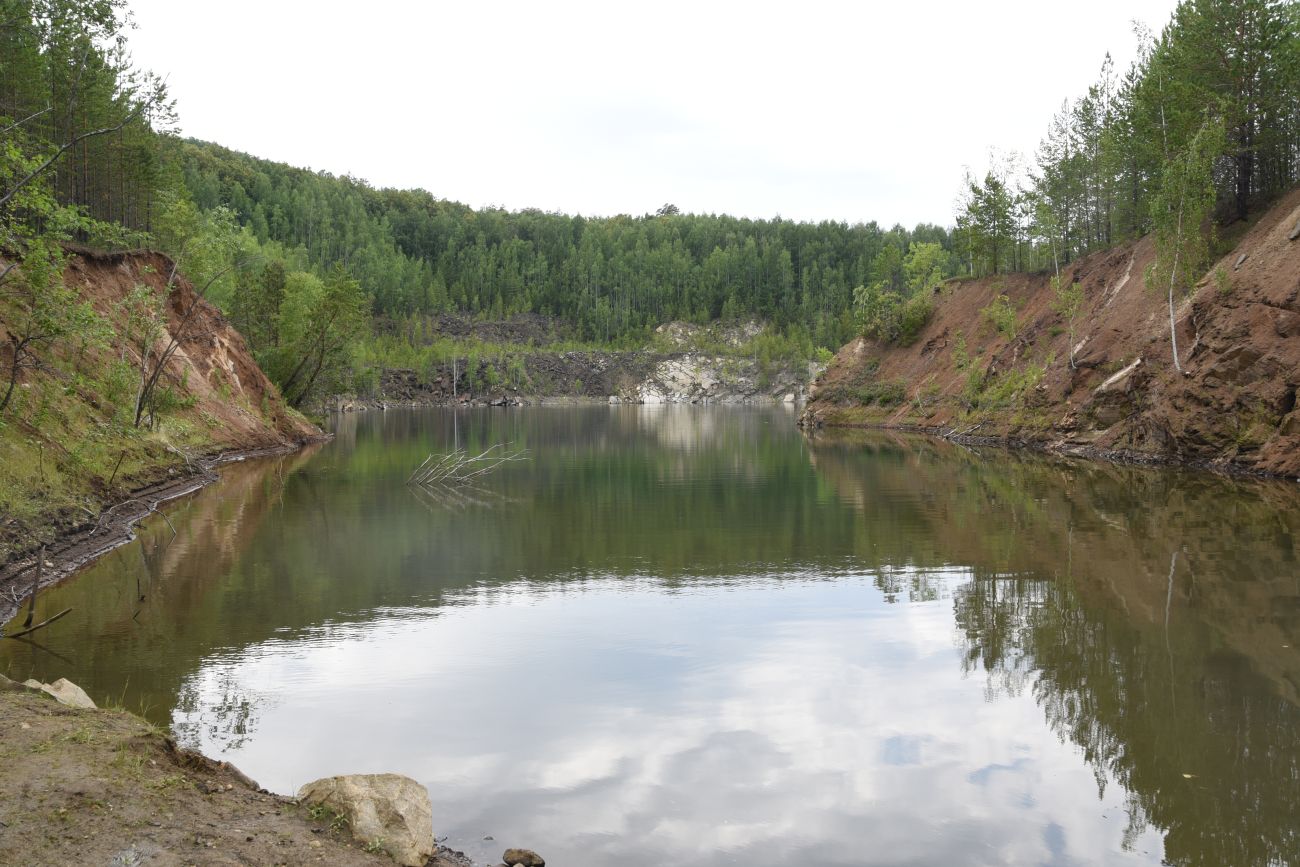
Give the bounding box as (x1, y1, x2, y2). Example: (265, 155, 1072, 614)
(407, 443, 529, 487)
(2, 545, 73, 640)
(6, 607, 72, 639)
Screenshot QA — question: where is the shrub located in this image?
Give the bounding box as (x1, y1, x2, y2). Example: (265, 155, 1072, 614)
(855, 380, 907, 407)
(897, 294, 933, 345)
(980, 294, 1017, 338)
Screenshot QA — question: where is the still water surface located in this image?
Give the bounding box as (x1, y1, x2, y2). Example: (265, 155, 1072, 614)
(4, 406, 1300, 866)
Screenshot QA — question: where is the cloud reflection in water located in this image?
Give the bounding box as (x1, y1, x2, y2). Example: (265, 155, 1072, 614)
(175, 570, 1163, 866)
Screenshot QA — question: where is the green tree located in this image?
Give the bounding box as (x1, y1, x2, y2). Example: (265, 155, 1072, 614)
(231, 260, 288, 354)
(903, 242, 948, 294)
(0, 239, 102, 412)
(1050, 277, 1085, 369)
(1147, 117, 1226, 373)
(272, 265, 370, 408)
(1160, 0, 1296, 221)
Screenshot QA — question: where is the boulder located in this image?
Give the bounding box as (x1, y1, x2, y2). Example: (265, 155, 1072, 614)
(297, 774, 433, 866)
(23, 678, 96, 709)
(503, 848, 545, 866)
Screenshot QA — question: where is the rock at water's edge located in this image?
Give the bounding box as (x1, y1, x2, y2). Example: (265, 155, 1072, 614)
(503, 848, 546, 866)
(23, 678, 97, 709)
(297, 773, 433, 867)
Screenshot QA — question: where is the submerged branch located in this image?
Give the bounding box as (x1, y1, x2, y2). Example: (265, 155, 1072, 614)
(407, 443, 530, 488)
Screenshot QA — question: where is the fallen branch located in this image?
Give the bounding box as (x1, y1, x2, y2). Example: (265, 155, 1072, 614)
(5, 607, 71, 639)
(407, 443, 529, 487)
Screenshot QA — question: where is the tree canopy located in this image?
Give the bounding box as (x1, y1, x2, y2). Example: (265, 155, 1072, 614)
(956, 0, 1300, 278)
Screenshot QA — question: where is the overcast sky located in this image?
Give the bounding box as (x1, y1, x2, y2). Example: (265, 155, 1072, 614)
(123, 0, 1178, 227)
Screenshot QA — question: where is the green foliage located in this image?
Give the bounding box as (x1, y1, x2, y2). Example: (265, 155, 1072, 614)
(176, 140, 958, 350)
(962, 357, 1051, 412)
(1148, 117, 1227, 370)
(902, 242, 950, 294)
(261, 265, 371, 408)
(964, 1, 1299, 274)
(855, 379, 907, 407)
(980, 294, 1018, 339)
(955, 167, 1019, 276)
(951, 332, 971, 370)
(232, 260, 287, 351)
(0, 0, 174, 234)
(0, 240, 105, 413)
(1050, 277, 1085, 366)
(853, 275, 934, 347)
(1213, 266, 1232, 297)
(151, 194, 245, 309)
(897, 294, 933, 345)
(1149, 117, 1227, 299)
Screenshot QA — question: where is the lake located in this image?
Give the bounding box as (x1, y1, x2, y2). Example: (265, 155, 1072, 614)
(3, 406, 1299, 866)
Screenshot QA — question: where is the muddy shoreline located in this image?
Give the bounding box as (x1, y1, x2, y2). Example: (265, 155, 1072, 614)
(0, 439, 328, 626)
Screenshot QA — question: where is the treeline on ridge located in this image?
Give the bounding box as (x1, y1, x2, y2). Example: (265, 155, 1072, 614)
(179, 140, 957, 350)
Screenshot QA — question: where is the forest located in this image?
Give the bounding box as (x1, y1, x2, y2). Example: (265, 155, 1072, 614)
(2, 0, 1299, 412)
(178, 140, 955, 353)
(953, 0, 1299, 278)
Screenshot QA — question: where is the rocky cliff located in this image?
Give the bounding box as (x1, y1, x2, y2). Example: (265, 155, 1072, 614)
(333, 319, 821, 410)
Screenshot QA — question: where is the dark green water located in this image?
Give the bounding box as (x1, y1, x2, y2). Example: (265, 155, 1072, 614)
(4, 406, 1300, 866)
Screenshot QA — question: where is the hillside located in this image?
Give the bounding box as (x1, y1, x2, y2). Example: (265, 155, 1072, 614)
(0, 247, 321, 607)
(802, 188, 1300, 479)
(177, 138, 950, 351)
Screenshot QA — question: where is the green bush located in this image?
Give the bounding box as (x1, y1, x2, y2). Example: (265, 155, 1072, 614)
(980, 294, 1018, 338)
(856, 380, 907, 407)
(897, 294, 933, 345)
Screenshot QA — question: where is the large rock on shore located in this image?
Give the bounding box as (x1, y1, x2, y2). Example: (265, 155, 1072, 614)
(22, 677, 97, 709)
(503, 848, 546, 866)
(297, 773, 433, 866)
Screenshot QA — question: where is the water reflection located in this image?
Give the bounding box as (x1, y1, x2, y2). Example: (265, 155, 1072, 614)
(2, 407, 1298, 866)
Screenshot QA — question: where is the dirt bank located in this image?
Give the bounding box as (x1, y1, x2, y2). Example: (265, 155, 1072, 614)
(0, 247, 324, 621)
(802, 188, 1300, 479)
(0, 684, 471, 866)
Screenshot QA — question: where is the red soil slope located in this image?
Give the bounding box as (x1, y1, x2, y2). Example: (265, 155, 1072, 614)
(802, 188, 1300, 478)
(61, 247, 319, 447)
(0, 247, 320, 580)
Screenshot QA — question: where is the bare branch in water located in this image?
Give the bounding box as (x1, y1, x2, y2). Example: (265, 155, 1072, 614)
(5, 607, 72, 639)
(407, 443, 529, 488)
